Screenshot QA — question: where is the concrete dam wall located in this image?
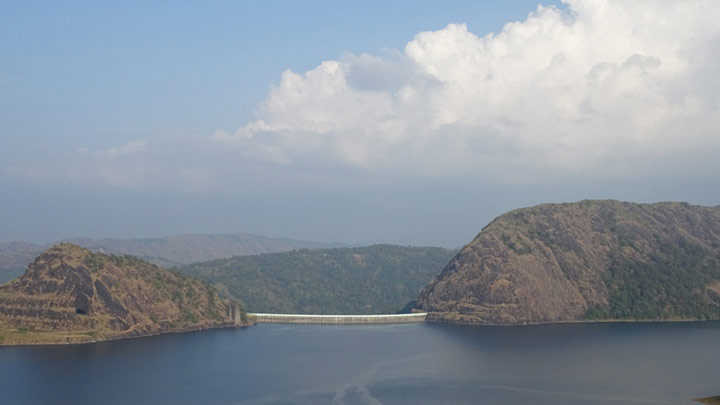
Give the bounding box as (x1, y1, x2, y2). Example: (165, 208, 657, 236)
(249, 313, 427, 324)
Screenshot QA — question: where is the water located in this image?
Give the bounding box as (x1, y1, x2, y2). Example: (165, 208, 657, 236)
(1, 321, 719, 404)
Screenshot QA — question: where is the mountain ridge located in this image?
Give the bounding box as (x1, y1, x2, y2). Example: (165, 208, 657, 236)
(0, 233, 347, 283)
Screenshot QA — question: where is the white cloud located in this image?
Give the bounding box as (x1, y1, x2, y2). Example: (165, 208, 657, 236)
(78, 139, 147, 157)
(216, 0, 720, 182)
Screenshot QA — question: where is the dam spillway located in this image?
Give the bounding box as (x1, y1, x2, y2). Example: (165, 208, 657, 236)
(249, 312, 427, 324)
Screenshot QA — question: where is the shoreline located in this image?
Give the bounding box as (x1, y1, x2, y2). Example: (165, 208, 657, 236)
(694, 397, 720, 404)
(0, 321, 253, 348)
(4, 314, 719, 347)
(423, 312, 720, 327)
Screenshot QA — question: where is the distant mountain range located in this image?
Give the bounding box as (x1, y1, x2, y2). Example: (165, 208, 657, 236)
(0, 233, 346, 283)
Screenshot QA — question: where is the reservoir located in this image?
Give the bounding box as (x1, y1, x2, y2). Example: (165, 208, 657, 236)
(1, 321, 719, 404)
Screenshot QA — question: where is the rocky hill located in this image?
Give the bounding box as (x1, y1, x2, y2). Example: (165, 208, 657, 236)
(0, 233, 342, 283)
(416, 200, 720, 324)
(181, 245, 455, 314)
(0, 244, 249, 346)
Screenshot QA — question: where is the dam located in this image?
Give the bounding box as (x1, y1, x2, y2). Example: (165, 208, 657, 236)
(249, 312, 427, 324)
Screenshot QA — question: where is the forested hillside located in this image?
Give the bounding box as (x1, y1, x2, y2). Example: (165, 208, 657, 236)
(181, 245, 455, 314)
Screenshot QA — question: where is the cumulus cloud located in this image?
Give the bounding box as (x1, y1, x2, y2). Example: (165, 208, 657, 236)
(216, 0, 720, 182)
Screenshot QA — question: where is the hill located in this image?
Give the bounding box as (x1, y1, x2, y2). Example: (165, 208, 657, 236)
(416, 200, 720, 324)
(180, 245, 455, 314)
(0, 244, 249, 346)
(0, 233, 343, 283)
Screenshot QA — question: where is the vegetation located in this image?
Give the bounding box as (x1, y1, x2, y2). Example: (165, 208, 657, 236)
(0, 233, 343, 275)
(0, 243, 249, 346)
(586, 238, 720, 320)
(180, 245, 455, 314)
(418, 200, 720, 324)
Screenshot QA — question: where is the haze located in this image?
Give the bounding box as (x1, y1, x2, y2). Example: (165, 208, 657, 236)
(2, 0, 719, 247)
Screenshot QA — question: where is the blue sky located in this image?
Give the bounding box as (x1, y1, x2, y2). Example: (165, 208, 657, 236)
(1, 1, 563, 144)
(2, 1, 719, 246)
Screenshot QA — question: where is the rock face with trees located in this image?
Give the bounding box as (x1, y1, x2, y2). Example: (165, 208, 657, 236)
(0, 244, 249, 346)
(417, 200, 720, 324)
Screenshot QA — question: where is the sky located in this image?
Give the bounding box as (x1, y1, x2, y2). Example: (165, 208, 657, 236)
(1, 0, 719, 247)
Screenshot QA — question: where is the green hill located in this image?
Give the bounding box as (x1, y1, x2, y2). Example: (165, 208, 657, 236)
(180, 245, 455, 314)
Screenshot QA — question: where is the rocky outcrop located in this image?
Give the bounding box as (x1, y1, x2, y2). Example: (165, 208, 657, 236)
(417, 200, 720, 324)
(0, 244, 250, 345)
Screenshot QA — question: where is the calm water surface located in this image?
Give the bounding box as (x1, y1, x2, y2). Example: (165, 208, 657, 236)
(1, 321, 719, 404)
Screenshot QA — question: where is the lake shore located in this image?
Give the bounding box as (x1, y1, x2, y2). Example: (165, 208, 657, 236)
(694, 397, 720, 404)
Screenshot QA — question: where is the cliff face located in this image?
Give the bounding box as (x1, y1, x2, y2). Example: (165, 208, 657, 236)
(416, 200, 720, 324)
(0, 244, 249, 345)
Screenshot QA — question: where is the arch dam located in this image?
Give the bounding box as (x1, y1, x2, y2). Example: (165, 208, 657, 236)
(249, 312, 427, 324)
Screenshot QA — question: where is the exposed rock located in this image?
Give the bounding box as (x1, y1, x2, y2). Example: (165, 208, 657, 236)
(0, 243, 250, 345)
(417, 200, 720, 324)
